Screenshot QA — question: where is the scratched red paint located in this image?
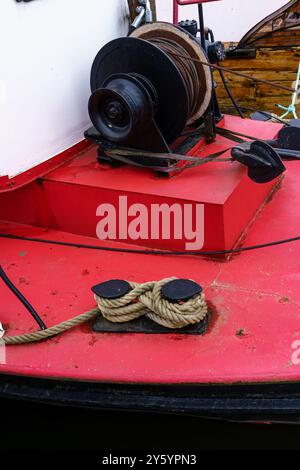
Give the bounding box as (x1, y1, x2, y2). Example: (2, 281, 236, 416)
(0, 116, 299, 385)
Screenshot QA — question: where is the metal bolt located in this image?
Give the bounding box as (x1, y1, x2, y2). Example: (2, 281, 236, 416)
(105, 101, 126, 124)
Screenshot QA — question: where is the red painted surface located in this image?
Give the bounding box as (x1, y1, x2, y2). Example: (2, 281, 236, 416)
(0, 140, 92, 193)
(173, 0, 220, 24)
(0, 116, 282, 252)
(0, 115, 300, 385)
(42, 118, 279, 251)
(176, 0, 220, 3)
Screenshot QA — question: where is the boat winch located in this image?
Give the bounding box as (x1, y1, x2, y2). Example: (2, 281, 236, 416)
(86, 22, 218, 169)
(85, 21, 293, 182)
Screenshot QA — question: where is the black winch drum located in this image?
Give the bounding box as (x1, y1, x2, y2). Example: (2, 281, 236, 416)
(89, 22, 212, 146)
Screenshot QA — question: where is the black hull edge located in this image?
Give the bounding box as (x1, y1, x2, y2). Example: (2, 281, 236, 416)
(2, 374, 300, 423)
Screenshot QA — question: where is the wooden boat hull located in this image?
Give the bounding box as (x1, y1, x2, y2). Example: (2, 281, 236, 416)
(216, 0, 300, 116)
(216, 46, 300, 115)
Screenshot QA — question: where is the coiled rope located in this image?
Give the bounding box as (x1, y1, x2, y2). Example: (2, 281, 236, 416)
(0, 279, 208, 345)
(94, 278, 208, 329)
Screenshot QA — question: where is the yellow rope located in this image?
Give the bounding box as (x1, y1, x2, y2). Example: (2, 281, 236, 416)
(0, 309, 99, 346)
(95, 278, 208, 329)
(0, 278, 208, 345)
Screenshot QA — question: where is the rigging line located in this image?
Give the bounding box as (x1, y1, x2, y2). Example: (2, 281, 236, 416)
(215, 128, 300, 161)
(0, 265, 47, 330)
(217, 66, 245, 119)
(104, 147, 232, 174)
(215, 127, 263, 142)
(1, 233, 300, 257)
(182, 125, 268, 142)
(169, 51, 299, 95)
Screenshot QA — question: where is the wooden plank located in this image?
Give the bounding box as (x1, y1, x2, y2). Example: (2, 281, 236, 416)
(218, 71, 298, 82)
(248, 30, 300, 48)
(215, 46, 300, 115)
(223, 54, 300, 72)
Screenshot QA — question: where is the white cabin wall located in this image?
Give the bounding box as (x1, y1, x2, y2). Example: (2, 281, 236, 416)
(0, 0, 129, 178)
(156, 0, 288, 42)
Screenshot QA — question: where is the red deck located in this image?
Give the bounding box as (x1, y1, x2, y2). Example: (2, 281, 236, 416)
(1, 115, 300, 385)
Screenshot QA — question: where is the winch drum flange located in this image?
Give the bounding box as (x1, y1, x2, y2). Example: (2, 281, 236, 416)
(89, 22, 213, 150)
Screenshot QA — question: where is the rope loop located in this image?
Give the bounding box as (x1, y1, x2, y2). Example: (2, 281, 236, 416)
(95, 278, 208, 329)
(0, 278, 208, 346)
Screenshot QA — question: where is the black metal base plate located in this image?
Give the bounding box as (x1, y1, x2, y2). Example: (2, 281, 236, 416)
(84, 126, 172, 168)
(92, 313, 208, 335)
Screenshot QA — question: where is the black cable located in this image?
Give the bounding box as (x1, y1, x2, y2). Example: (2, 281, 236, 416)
(1, 233, 300, 257)
(218, 67, 245, 119)
(198, 4, 206, 51)
(203, 25, 244, 118)
(255, 110, 292, 126)
(207, 29, 215, 43)
(0, 265, 47, 330)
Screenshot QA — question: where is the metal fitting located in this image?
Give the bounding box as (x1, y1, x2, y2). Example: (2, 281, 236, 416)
(138, 0, 153, 23)
(132, 6, 145, 29)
